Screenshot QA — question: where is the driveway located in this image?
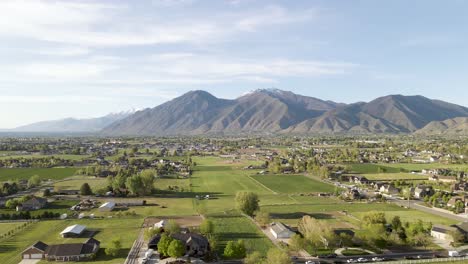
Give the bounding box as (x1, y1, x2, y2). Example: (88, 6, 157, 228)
(18, 260, 40, 264)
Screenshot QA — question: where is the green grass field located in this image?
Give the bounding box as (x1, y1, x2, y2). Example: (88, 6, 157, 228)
(0, 222, 24, 235)
(251, 174, 335, 193)
(0, 218, 142, 264)
(349, 163, 468, 174)
(362, 172, 427, 180)
(210, 211, 274, 256)
(54, 176, 108, 191)
(0, 168, 77, 182)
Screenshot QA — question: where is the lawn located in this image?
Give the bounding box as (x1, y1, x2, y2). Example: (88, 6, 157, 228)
(261, 202, 458, 227)
(209, 211, 274, 257)
(362, 172, 427, 181)
(348, 163, 468, 174)
(54, 176, 108, 192)
(251, 174, 335, 194)
(0, 217, 142, 264)
(0, 168, 77, 182)
(0, 222, 25, 235)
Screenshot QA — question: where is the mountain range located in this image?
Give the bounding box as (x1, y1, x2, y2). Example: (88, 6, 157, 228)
(101, 89, 468, 136)
(10, 111, 134, 133)
(7, 89, 468, 135)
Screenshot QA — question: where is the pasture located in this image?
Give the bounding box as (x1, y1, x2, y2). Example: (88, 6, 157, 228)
(0, 218, 142, 264)
(251, 174, 335, 194)
(209, 211, 274, 255)
(362, 172, 427, 181)
(0, 168, 77, 182)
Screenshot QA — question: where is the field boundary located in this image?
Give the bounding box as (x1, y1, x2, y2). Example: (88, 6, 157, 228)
(247, 175, 278, 194)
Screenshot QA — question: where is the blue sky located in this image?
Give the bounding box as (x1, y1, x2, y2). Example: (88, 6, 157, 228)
(0, 0, 467, 128)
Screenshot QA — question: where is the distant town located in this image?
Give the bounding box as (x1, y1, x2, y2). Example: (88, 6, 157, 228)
(0, 135, 466, 264)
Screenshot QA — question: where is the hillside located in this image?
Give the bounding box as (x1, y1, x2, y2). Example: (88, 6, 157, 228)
(12, 111, 133, 133)
(414, 117, 468, 135)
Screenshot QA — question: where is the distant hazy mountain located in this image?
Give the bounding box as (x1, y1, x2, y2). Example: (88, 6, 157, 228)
(12, 111, 134, 133)
(414, 117, 468, 135)
(101, 89, 468, 136)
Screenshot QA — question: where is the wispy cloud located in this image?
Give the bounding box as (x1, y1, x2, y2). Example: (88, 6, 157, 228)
(0, 1, 315, 47)
(0, 95, 112, 103)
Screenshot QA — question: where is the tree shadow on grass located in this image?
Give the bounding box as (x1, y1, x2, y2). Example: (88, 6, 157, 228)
(270, 212, 333, 220)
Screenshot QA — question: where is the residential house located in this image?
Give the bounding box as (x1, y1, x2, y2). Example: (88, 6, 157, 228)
(414, 185, 434, 199)
(379, 184, 400, 195)
(447, 197, 464, 208)
(18, 196, 47, 211)
(45, 238, 100, 261)
(22, 238, 100, 261)
(148, 233, 210, 257)
(270, 222, 295, 239)
(350, 176, 370, 185)
(431, 224, 456, 242)
(22, 241, 48, 259)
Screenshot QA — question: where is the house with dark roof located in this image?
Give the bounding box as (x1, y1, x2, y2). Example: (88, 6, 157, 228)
(22, 238, 100, 261)
(18, 196, 47, 211)
(414, 185, 434, 199)
(46, 238, 100, 261)
(149, 232, 210, 257)
(431, 224, 457, 242)
(22, 241, 48, 259)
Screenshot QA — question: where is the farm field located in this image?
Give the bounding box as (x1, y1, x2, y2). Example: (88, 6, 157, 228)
(209, 212, 274, 255)
(0, 168, 77, 182)
(349, 163, 468, 174)
(54, 176, 108, 191)
(0, 217, 142, 264)
(362, 172, 428, 180)
(251, 174, 336, 193)
(0, 222, 24, 235)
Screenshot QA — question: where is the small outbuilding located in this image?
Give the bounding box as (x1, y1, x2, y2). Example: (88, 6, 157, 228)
(99, 201, 115, 212)
(60, 224, 86, 238)
(270, 222, 295, 239)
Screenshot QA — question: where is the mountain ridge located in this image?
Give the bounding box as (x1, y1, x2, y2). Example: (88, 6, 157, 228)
(101, 89, 468, 136)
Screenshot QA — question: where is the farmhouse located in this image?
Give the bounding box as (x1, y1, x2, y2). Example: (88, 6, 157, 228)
(98, 201, 115, 212)
(46, 238, 100, 261)
(60, 224, 86, 238)
(270, 222, 295, 239)
(22, 241, 48, 259)
(414, 185, 434, 199)
(431, 224, 456, 242)
(18, 196, 47, 211)
(22, 238, 100, 261)
(148, 233, 210, 257)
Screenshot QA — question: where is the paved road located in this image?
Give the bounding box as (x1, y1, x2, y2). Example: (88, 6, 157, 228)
(125, 226, 145, 264)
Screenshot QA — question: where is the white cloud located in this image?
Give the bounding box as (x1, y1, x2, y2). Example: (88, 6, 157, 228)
(17, 63, 115, 79)
(28, 46, 91, 57)
(0, 95, 112, 103)
(0, 0, 315, 47)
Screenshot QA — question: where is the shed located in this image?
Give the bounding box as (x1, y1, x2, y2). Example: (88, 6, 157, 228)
(99, 201, 115, 212)
(60, 224, 86, 238)
(270, 222, 295, 239)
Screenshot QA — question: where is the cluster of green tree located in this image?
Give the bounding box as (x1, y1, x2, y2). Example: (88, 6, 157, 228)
(268, 156, 330, 177)
(0, 156, 74, 168)
(4, 195, 33, 209)
(0, 211, 60, 220)
(157, 234, 186, 258)
(105, 237, 122, 257)
(104, 169, 156, 196)
(0, 182, 20, 197)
